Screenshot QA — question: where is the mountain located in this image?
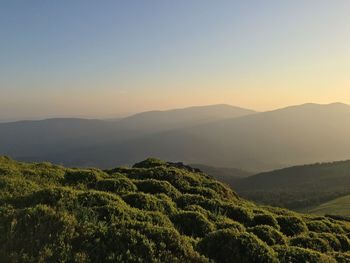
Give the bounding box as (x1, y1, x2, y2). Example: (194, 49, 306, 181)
(0, 104, 255, 165)
(234, 160, 350, 210)
(2, 103, 350, 171)
(53, 102, 350, 170)
(116, 104, 256, 134)
(2, 156, 350, 262)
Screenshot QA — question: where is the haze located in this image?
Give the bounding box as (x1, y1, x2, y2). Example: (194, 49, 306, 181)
(1, 0, 350, 121)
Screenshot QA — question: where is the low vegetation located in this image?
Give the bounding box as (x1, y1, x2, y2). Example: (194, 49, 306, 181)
(1, 156, 350, 262)
(234, 160, 350, 210)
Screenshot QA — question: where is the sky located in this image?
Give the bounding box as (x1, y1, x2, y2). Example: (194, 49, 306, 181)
(1, 0, 349, 120)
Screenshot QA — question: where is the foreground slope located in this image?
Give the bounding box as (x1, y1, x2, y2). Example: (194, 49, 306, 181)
(234, 160, 350, 210)
(1, 157, 350, 262)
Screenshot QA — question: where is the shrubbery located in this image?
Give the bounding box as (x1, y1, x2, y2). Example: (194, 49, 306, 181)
(248, 225, 286, 246)
(1, 157, 350, 262)
(198, 229, 278, 263)
(171, 211, 215, 237)
(277, 216, 308, 236)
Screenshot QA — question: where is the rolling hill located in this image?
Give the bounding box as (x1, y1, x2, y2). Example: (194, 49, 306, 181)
(0, 104, 255, 166)
(2, 156, 350, 262)
(233, 160, 350, 210)
(1, 103, 350, 172)
(308, 195, 350, 217)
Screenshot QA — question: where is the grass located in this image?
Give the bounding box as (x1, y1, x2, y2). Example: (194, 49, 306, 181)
(308, 195, 350, 217)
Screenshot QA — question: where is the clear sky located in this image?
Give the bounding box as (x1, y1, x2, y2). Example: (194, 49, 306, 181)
(1, 0, 349, 120)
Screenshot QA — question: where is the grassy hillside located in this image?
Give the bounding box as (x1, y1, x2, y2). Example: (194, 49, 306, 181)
(234, 160, 350, 210)
(308, 195, 350, 217)
(1, 157, 350, 262)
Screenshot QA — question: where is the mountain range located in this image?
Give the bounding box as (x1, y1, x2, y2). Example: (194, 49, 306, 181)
(1, 102, 350, 171)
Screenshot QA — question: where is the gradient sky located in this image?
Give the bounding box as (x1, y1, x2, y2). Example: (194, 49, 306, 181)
(1, 0, 349, 120)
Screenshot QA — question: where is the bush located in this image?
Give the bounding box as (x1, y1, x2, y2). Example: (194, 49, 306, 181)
(77, 190, 126, 208)
(313, 232, 342, 252)
(198, 229, 278, 263)
(251, 213, 279, 229)
(330, 252, 350, 263)
(171, 211, 215, 238)
(64, 169, 103, 185)
(248, 225, 286, 246)
(0, 205, 77, 262)
(134, 179, 180, 198)
(224, 204, 253, 225)
(95, 178, 137, 194)
(336, 234, 350, 252)
(122, 193, 175, 214)
(307, 220, 331, 233)
(215, 217, 246, 232)
(289, 235, 331, 253)
(274, 245, 336, 263)
(277, 216, 307, 236)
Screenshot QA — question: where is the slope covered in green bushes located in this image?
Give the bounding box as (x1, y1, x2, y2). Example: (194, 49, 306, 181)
(1, 156, 350, 262)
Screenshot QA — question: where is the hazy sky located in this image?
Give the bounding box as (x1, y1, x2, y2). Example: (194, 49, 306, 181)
(1, 1, 349, 120)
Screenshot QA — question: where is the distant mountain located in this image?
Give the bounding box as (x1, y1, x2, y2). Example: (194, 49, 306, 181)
(0, 104, 255, 165)
(116, 104, 256, 133)
(2, 103, 350, 171)
(64, 102, 350, 170)
(234, 160, 350, 210)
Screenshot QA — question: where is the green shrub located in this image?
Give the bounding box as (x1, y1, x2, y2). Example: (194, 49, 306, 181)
(307, 220, 331, 233)
(252, 213, 279, 229)
(176, 194, 220, 212)
(215, 216, 246, 232)
(330, 252, 350, 263)
(171, 211, 215, 238)
(95, 178, 137, 194)
(277, 216, 307, 236)
(0, 205, 77, 262)
(313, 232, 342, 252)
(19, 187, 78, 209)
(64, 169, 103, 185)
(274, 245, 336, 263)
(336, 234, 350, 251)
(77, 190, 126, 208)
(248, 225, 286, 246)
(122, 193, 175, 214)
(224, 204, 253, 225)
(289, 235, 330, 253)
(134, 179, 180, 198)
(198, 229, 278, 263)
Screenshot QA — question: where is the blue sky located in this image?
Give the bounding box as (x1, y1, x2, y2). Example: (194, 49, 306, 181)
(1, 1, 349, 120)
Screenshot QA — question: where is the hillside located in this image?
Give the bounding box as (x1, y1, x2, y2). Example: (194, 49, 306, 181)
(1, 157, 350, 262)
(308, 195, 350, 217)
(234, 160, 350, 210)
